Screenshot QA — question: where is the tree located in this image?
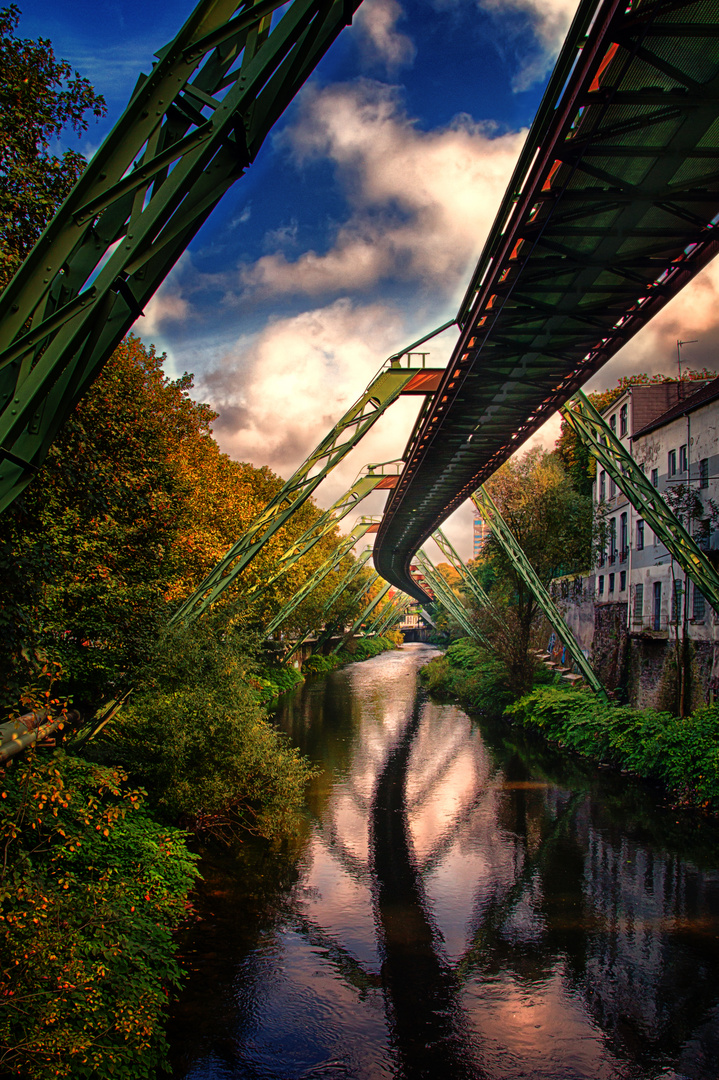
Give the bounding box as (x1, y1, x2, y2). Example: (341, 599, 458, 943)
(0, 4, 106, 291)
(470, 449, 593, 691)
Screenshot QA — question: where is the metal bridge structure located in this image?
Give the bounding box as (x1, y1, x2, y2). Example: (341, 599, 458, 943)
(374, 0, 719, 603)
(4, 0, 719, 702)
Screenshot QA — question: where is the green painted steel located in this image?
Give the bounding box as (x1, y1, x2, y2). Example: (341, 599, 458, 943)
(371, 593, 410, 637)
(431, 527, 494, 610)
(473, 487, 609, 702)
(264, 522, 373, 639)
(244, 473, 384, 605)
(170, 362, 436, 624)
(414, 550, 486, 645)
(282, 547, 372, 663)
(331, 581, 391, 654)
(375, 0, 719, 602)
(0, 0, 366, 514)
(561, 389, 719, 615)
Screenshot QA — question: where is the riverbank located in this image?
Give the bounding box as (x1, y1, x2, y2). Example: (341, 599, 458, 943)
(0, 632, 401, 1079)
(420, 637, 719, 814)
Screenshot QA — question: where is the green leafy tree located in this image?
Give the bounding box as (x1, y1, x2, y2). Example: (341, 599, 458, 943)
(0, 4, 106, 291)
(472, 449, 593, 691)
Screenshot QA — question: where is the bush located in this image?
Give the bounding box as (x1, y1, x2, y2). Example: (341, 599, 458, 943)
(505, 687, 719, 810)
(420, 637, 516, 716)
(0, 752, 198, 1080)
(92, 622, 314, 843)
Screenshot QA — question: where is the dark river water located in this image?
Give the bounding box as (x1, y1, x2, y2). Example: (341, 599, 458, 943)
(166, 643, 719, 1080)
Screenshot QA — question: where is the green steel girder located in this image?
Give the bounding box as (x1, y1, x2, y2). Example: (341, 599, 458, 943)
(375, 0, 719, 601)
(431, 527, 494, 611)
(244, 473, 384, 604)
(331, 581, 391, 654)
(371, 594, 410, 637)
(473, 487, 609, 702)
(282, 547, 372, 663)
(264, 522, 373, 639)
(0, 0, 366, 514)
(414, 550, 486, 646)
(362, 591, 398, 636)
(561, 389, 719, 613)
(170, 362, 438, 624)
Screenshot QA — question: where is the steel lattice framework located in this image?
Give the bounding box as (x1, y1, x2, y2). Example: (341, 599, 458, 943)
(375, 0, 719, 602)
(0, 0, 364, 513)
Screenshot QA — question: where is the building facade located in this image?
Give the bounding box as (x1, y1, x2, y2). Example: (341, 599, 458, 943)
(472, 508, 491, 558)
(591, 378, 719, 703)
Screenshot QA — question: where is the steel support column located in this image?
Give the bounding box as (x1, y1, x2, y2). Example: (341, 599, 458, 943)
(414, 550, 487, 646)
(0, 0, 366, 513)
(561, 389, 719, 615)
(170, 361, 439, 624)
(473, 487, 608, 701)
(282, 548, 372, 663)
(331, 582, 391, 654)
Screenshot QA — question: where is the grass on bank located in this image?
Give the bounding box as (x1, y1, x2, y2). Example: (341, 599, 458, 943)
(420, 637, 719, 813)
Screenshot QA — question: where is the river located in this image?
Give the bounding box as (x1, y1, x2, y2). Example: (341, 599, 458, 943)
(165, 643, 719, 1080)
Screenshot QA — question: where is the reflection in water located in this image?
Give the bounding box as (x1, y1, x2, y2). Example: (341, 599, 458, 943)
(167, 644, 719, 1080)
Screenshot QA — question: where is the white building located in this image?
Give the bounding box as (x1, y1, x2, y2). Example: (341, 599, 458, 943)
(590, 378, 719, 702)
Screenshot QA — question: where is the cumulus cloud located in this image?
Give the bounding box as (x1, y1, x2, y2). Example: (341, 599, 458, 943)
(353, 0, 416, 71)
(196, 297, 436, 513)
(142, 289, 189, 335)
(242, 81, 525, 305)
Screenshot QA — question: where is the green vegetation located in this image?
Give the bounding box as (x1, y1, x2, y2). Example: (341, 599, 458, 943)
(506, 686, 719, 811)
(302, 633, 399, 675)
(0, 751, 198, 1079)
(421, 640, 719, 813)
(0, 10, 402, 1076)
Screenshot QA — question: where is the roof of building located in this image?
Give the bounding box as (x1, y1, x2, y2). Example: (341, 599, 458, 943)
(632, 377, 719, 439)
(601, 380, 713, 435)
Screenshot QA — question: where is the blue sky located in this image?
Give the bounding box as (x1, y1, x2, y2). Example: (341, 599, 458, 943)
(23, 0, 719, 558)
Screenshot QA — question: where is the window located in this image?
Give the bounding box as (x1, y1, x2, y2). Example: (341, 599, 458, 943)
(609, 573, 615, 593)
(620, 513, 628, 561)
(609, 518, 617, 563)
(653, 581, 662, 630)
(610, 414, 617, 432)
(693, 584, 706, 622)
(633, 583, 644, 620)
(668, 449, 677, 477)
(636, 519, 645, 550)
(680, 444, 688, 473)
(620, 403, 628, 436)
(671, 580, 683, 623)
(598, 574, 605, 596)
(651, 468, 658, 488)
(700, 458, 709, 489)
(599, 470, 606, 500)
(609, 476, 616, 498)
(620, 570, 627, 591)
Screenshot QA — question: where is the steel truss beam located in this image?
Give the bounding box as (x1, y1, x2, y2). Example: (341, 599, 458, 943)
(170, 362, 438, 624)
(375, 0, 719, 601)
(282, 547, 372, 663)
(561, 388, 719, 614)
(244, 472, 385, 605)
(472, 487, 608, 701)
(431, 527, 494, 611)
(331, 581, 391, 654)
(363, 590, 405, 637)
(0, 0, 366, 513)
(414, 550, 487, 646)
(264, 522, 373, 639)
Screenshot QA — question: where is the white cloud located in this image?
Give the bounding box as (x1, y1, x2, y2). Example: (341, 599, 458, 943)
(242, 81, 526, 305)
(353, 0, 416, 71)
(197, 297, 438, 515)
